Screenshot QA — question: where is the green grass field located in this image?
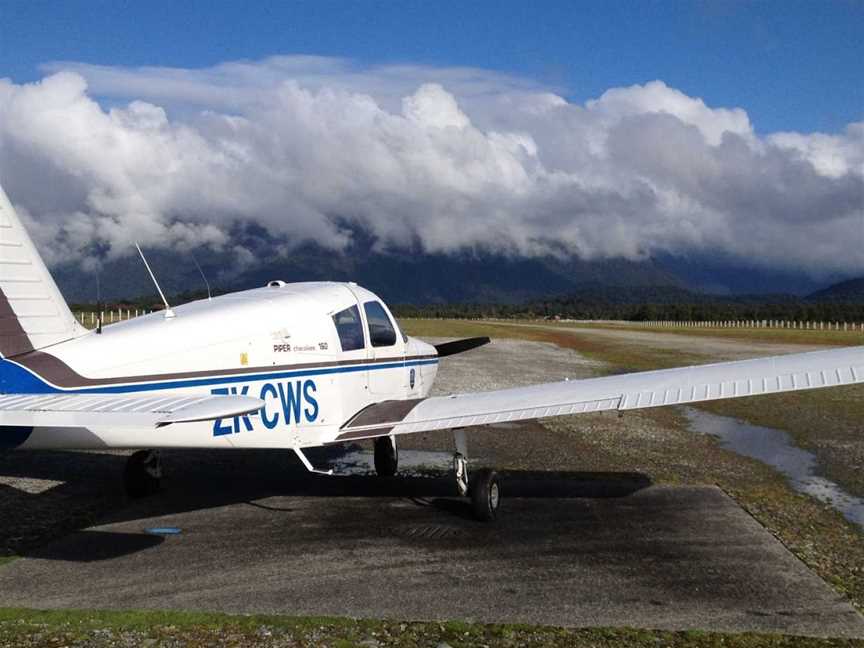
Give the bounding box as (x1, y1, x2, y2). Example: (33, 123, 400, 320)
(543, 320, 864, 347)
(0, 608, 860, 647)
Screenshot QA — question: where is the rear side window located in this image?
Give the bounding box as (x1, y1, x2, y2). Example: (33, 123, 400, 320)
(363, 301, 397, 347)
(332, 305, 364, 351)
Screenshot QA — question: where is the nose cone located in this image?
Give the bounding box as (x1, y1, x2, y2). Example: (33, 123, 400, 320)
(407, 336, 437, 358)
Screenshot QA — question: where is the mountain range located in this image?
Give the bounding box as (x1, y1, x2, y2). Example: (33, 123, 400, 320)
(53, 226, 863, 306)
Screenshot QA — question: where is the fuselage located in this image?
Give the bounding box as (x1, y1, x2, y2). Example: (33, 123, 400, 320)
(0, 281, 439, 450)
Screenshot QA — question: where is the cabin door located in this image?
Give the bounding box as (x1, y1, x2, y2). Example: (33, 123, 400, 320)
(360, 300, 407, 397)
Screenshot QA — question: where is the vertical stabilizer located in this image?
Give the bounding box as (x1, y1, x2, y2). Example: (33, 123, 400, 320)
(0, 183, 86, 357)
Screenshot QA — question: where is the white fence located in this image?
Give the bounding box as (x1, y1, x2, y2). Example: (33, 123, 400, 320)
(606, 319, 864, 332)
(76, 309, 153, 327)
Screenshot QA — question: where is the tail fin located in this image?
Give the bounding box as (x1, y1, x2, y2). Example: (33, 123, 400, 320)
(0, 183, 86, 358)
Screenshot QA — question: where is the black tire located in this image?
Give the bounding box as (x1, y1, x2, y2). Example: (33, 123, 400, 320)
(470, 469, 501, 522)
(373, 436, 398, 477)
(124, 450, 162, 498)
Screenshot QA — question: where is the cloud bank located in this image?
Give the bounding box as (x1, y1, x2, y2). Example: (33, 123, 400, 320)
(0, 56, 861, 276)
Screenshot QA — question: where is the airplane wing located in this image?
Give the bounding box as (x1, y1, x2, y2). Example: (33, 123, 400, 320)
(337, 345, 864, 441)
(0, 392, 264, 429)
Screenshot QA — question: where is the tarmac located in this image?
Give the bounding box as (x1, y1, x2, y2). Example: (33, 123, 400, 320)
(0, 337, 862, 637)
(0, 451, 862, 638)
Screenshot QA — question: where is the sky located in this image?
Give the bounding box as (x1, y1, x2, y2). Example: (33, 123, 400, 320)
(0, 1, 862, 279)
(2, 0, 862, 134)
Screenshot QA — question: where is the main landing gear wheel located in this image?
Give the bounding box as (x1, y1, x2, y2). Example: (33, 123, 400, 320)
(451, 430, 501, 521)
(469, 469, 501, 522)
(374, 436, 398, 477)
(124, 449, 162, 498)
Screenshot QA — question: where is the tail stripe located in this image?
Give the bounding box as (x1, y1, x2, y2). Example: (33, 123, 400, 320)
(0, 183, 84, 358)
(0, 286, 34, 357)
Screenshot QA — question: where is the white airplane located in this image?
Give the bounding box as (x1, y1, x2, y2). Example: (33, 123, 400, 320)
(1, 182, 863, 521)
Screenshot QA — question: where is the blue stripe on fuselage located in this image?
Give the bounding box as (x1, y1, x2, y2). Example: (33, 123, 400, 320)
(0, 357, 438, 395)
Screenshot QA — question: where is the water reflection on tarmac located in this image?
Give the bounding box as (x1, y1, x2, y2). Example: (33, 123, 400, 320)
(685, 407, 864, 530)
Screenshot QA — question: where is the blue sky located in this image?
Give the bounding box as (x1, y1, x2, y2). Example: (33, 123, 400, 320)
(0, 0, 861, 134)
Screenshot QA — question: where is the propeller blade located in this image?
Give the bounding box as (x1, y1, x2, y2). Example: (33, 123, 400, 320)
(433, 336, 491, 358)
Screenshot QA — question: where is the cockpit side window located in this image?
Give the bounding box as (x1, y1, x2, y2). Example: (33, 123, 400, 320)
(332, 305, 365, 351)
(363, 301, 397, 347)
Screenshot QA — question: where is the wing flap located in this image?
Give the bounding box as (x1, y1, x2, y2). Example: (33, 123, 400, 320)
(337, 345, 864, 440)
(0, 392, 264, 428)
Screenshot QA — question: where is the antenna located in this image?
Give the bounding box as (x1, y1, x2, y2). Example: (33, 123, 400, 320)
(95, 272, 102, 334)
(135, 243, 175, 319)
(190, 251, 211, 300)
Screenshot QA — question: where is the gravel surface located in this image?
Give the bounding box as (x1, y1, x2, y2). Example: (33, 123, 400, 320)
(511, 323, 829, 360)
(426, 337, 603, 394)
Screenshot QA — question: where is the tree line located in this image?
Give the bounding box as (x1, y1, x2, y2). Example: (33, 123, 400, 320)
(391, 297, 864, 323)
(70, 286, 864, 324)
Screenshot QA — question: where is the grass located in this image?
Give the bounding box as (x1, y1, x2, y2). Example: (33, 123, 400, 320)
(539, 320, 864, 347)
(0, 608, 860, 647)
(515, 319, 864, 497)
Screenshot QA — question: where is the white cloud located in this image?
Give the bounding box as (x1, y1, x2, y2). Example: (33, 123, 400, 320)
(0, 56, 861, 278)
(769, 122, 864, 178)
(587, 80, 754, 145)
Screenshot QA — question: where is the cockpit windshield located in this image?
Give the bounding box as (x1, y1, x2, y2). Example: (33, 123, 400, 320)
(363, 301, 397, 347)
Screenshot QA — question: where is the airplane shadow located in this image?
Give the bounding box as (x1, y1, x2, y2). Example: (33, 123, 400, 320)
(25, 530, 165, 562)
(0, 446, 652, 561)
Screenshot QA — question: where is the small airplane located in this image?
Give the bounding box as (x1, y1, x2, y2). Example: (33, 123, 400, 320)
(1, 182, 863, 520)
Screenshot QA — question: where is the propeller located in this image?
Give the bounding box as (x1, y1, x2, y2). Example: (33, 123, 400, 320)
(433, 336, 491, 358)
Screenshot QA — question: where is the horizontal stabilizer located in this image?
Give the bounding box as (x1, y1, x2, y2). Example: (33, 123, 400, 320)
(156, 395, 264, 425)
(0, 392, 265, 429)
(434, 337, 491, 358)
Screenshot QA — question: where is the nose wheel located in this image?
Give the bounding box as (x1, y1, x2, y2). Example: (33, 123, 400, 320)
(124, 449, 162, 498)
(453, 430, 500, 521)
(374, 436, 398, 477)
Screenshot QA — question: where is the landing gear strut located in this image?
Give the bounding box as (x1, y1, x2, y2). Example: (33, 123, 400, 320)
(124, 450, 162, 498)
(374, 436, 398, 477)
(452, 430, 500, 521)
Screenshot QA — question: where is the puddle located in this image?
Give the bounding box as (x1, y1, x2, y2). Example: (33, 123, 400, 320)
(333, 449, 457, 477)
(684, 407, 864, 530)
